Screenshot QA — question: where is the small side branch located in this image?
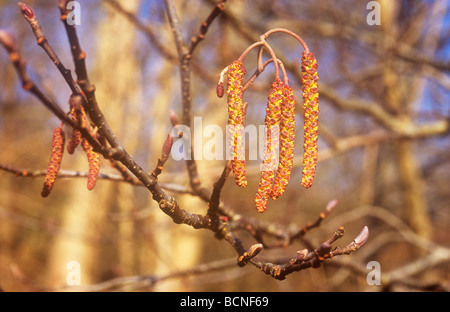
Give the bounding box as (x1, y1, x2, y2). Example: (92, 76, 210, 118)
(57, 0, 90, 85)
(189, 0, 227, 54)
(250, 226, 369, 280)
(207, 161, 232, 230)
(18, 2, 81, 96)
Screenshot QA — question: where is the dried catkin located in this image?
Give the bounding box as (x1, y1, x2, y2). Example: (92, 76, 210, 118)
(300, 51, 319, 189)
(270, 84, 295, 200)
(82, 138, 100, 190)
(255, 78, 284, 212)
(41, 123, 65, 197)
(227, 60, 247, 188)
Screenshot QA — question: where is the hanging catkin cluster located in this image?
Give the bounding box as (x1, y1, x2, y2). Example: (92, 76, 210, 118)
(41, 96, 101, 197)
(219, 28, 319, 212)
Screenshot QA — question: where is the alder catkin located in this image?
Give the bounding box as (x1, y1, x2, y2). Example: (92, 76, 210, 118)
(300, 51, 319, 189)
(41, 123, 65, 197)
(82, 138, 100, 190)
(270, 84, 295, 200)
(226, 60, 247, 188)
(67, 107, 83, 154)
(255, 78, 283, 212)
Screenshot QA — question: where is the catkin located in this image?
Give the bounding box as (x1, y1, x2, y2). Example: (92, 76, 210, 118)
(300, 51, 319, 189)
(255, 78, 284, 212)
(67, 106, 85, 154)
(82, 138, 100, 190)
(227, 60, 247, 188)
(41, 123, 65, 197)
(270, 84, 295, 200)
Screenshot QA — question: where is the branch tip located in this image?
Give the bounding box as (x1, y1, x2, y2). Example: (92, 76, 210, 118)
(0, 30, 17, 53)
(354, 226, 369, 248)
(326, 199, 338, 212)
(18, 2, 35, 19)
(169, 109, 179, 126)
(162, 133, 174, 161)
(296, 249, 308, 261)
(248, 243, 263, 258)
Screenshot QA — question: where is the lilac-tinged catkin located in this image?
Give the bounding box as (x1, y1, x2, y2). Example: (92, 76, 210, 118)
(41, 123, 65, 197)
(270, 84, 295, 200)
(300, 51, 319, 189)
(227, 60, 247, 188)
(255, 78, 283, 212)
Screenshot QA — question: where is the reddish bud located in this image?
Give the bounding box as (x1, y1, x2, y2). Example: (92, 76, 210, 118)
(353, 226, 369, 248)
(326, 199, 338, 213)
(18, 3, 35, 19)
(161, 133, 174, 163)
(169, 109, 179, 126)
(248, 243, 263, 258)
(296, 249, 308, 262)
(216, 81, 224, 98)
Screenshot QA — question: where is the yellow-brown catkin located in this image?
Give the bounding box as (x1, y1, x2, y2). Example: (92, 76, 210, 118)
(81, 138, 100, 190)
(41, 123, 65, 197)
(227, 60, 247, 188)
(255, 78, 284, 212)
(270, 84, 295, 200)
(301, 51, 319, 189)
(67, 104, 86, 154)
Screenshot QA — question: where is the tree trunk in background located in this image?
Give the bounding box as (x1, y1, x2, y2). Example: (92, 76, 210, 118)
(380, 0, 431, 238)
(359, 144, 379, 206)
(91, 0, 142, 281)
(396, 139, 431, 238)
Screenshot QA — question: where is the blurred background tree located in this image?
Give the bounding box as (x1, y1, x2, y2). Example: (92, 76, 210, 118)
(0, 0, 449, 291)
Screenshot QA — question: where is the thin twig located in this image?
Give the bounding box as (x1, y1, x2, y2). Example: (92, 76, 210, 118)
(55, 2, 123, 152)
(164, 0, 202, 192)
(10, 258, 238, 292)
(189, 0, 227, 55)
(207, 161, 232, 230)
(17, 3, 123, 157)
(249, 226, 368, 280)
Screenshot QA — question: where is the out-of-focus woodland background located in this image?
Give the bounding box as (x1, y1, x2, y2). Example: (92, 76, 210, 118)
(0, 0, 449, 291)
